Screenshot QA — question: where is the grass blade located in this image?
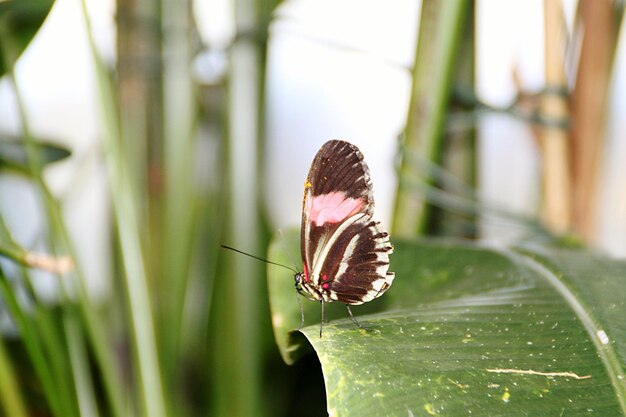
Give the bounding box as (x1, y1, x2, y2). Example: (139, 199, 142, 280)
(0, 331, 28, 417)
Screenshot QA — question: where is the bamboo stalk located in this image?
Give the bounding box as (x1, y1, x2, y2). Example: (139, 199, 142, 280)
(570, 0, 620, 241)
(440, 0, 476, 238)
(392, 0, 470, 237)
(116, 0, 163, 265)
(211, 0, 264, 415)
(161, 0, 198, 390)
(80, 2, 167, 416)
(541, 0, 571, 234)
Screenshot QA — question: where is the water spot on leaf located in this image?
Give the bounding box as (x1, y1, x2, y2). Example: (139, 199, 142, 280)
(501, 388, 511, 403)
(272, 313, 284, 327)
(596, 330, 609, 345)
(424, 403, 437, 415)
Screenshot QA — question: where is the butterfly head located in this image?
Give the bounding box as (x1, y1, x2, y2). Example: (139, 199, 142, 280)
(294, 272, 305, 293)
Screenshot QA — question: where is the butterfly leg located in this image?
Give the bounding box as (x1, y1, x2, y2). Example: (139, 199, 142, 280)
(319, 299, 326, 338)
(296, 292, 305, 329)
(345, 305, 365, 330)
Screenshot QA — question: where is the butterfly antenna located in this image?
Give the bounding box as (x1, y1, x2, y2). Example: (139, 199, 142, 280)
(220, 245, 299, 274)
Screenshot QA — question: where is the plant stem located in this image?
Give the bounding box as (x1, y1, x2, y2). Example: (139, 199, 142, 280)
(2, 27, 127, 417)
(0, 217, 83, 417)
(393, 0, 470, 237)
(439, 0, 476, 238)
(161, 0, 198, 388)
(0, 269, 66, 417)
(570, 0, 621, 239)
(79, 2, 167, 416)
(212, 1, 263, 416)
(65, 311, 100, 417)
(0, 327, 29, 417)
(541, 0, 571, 234)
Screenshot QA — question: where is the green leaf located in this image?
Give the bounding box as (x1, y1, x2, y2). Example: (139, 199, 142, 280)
(0, 0, 54, 75)
(268, 230, 626, 416)
(0, 139, 71, 173)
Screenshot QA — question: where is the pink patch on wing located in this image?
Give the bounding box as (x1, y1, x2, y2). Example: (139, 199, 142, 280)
(307, 191, 364, 226)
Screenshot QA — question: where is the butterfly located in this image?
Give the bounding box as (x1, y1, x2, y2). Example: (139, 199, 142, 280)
(295, 140, 395, 336)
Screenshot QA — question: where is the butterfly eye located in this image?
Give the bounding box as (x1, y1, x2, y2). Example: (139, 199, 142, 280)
(294, 273, 303, 289)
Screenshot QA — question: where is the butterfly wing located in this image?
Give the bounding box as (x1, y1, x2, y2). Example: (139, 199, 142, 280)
(300, 140, 394, 304)
(300, 140, 373, 275)
(316, 217, 394, 305)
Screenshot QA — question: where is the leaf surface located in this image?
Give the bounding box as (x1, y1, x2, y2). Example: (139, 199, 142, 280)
(0, 0, 54, 75)
(268, 230, 626, 416)
(0, 139, 71, 174)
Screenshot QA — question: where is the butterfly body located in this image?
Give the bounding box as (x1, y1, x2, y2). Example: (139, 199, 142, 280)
(296, 140, 395, 330)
